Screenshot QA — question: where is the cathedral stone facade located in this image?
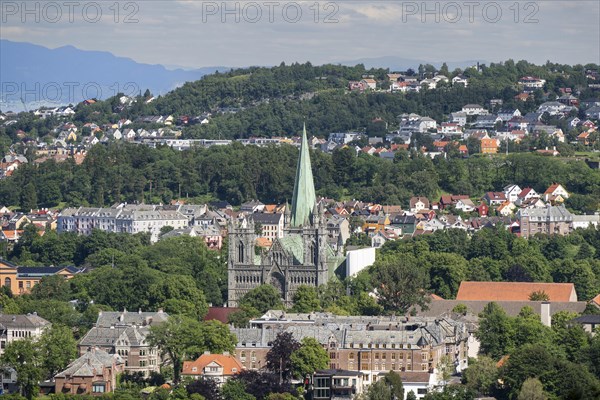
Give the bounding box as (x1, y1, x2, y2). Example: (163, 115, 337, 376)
(227, 125, 343, 307)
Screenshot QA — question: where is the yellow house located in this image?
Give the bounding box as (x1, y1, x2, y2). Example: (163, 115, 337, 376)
(362, 215, 390, 235)
(0, 260, 81, 295)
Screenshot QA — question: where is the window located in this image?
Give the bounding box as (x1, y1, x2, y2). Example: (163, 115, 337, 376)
(418, 389, 428, 395)
(391, 353, 396, 360)
(92, 384, 106, 393)
(4, 278, 10, 287)
(348, 353, 354, 360)
(192, 367, 197, 372)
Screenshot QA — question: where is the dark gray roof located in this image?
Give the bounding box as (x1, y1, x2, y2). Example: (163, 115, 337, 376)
(55, 348, 123, 378)
(0, 313, 50, 328)
(17, 265, 81, 277)
(572, 315, 600, 324)
(251, 213, 283, 225)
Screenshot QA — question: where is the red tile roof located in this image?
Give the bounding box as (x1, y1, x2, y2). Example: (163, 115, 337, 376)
(204, 307, 241, 324)
(456, 281, 577, 302)
(182, 353, 244, 376)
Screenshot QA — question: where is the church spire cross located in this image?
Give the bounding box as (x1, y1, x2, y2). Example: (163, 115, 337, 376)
(290, 123, 317, 227)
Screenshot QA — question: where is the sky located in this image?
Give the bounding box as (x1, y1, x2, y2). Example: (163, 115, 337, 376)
(1, 0, 599, 68)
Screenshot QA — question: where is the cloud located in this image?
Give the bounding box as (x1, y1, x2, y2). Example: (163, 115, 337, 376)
(0, 0, 597, 67)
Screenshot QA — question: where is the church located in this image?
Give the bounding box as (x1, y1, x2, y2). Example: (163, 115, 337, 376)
(227, 125, 345, 307)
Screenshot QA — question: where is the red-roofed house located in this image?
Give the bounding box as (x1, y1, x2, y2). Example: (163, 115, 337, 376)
(544, 183, 569, 202)
(204, 307, 241, 324)
(483, 192, 507, 206)
(456, 281, 578, 302)
(182, 352, 244, 385)
(517, 187, 539, 203)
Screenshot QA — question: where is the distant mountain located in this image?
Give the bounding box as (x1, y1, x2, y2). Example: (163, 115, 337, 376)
(0, 40, 227, 111)
(338, 56, 485, 72)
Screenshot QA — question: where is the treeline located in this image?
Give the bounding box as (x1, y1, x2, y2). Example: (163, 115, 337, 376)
(463, 304, 600, 399)
(1, 143, 600, 213)
(3, 227, 227, 338)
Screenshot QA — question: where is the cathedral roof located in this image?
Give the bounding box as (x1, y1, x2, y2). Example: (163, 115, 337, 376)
(290, 124, 316, 227)
(278, 235, 304, 264)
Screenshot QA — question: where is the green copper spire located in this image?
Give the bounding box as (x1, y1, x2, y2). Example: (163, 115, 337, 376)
(290, 123, 316, 227)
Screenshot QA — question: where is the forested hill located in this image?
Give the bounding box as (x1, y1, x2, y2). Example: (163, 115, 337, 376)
(70, 60, 599, 139)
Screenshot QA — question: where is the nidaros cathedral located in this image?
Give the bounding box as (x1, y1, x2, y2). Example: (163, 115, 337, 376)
(227, 125, 344, 306)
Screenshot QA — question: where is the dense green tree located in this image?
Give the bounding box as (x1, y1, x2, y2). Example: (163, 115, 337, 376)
(370, 254, 430, 314)
(221, 379, 256, 400)
(517, 378, 547, 400)
(476, 302, 515, 359)
(462, 356, 498, 396)
(0, 339, 42, 399)
(290, 286, 320, 313)
(37, 324, 78, 379)
(290, 337, 329, 379)
(239, 285, 283, 314)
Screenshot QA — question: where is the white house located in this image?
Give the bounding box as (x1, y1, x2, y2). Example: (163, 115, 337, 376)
(452, 75, 468, 87)
(503, 184, 522, 203)
(461, 104, 488, 115)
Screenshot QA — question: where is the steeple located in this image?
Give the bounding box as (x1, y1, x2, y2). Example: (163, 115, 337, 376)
(290, 123, 316, 227)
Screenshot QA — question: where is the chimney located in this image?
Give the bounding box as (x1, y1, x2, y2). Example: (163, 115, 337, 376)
(541, 302, 551, 327)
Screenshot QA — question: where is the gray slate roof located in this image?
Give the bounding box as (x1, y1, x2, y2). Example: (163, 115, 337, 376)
(95, 310, 168, 328)
(55, 348, 123, 378)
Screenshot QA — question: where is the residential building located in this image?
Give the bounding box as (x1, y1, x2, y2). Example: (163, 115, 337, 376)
(251, 213, 284, 240)
(57, 205, 189, 242)
(518, 205, 573, 238)
(310, 370, 365, 400)
(543, 183, 570, 202)
(483, 192, 506, 206)
(409, 197, 430, 213)
(480, 138, 498, 154)
(461, 104, 488, 115)
(503, 184, 522, 203)
(78, 310, 168, 377)
(0, 313, 51, 357)
(519, 76, 546, 90)
(232, 311, 470, 391)
(182, 352, 244, 384)
(54, 348, 125, 395)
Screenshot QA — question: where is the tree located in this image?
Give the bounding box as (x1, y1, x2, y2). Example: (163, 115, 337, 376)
(359, 379, 393, 400)
(518, 378, 548, 400)
(437, 355, 455, 388)
(148, 316, 236, 383)
(370, 255, 430, 314)
(221, 379, 255, 400)
(232, 370, 295, 399)
(291, 286, 320, 313)
(239, 285, 283, 314)
(0, 339, 42, 399)
(187, 378, 221, 400)
(382, 370, 404, 400)
(37, 324, 77, 379)
(290, 337, 329, 379)
(528, 290, 549, 301)
(266, 332, 300, 383)
(476, 302, 514, 359)
(462, 356, 498, 396)
(406, 391, 417, 400)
